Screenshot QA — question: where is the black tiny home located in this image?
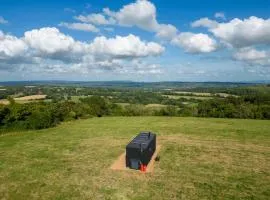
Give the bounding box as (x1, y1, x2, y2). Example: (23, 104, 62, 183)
(126, 132, 156, 170)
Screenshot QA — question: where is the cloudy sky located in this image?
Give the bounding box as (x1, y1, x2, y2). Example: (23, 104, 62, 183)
(0, 0, 270, 82)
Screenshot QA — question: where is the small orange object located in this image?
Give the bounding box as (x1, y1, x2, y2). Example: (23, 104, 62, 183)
(140, 164, 144, 171)
(140, 164, 147, 172)
(143, 165, 147, 172)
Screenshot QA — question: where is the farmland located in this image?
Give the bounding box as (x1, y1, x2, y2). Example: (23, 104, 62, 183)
(0, 117, 269, 200)
(0, 95, 47, 105)
(0, 83, 269, 133)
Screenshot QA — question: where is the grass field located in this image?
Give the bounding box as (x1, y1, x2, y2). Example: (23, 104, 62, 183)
(174, 91, 213, 96)
(0, 95, 47, 105)
(163, 95, 213, 100)
(0, 117, 269, 200)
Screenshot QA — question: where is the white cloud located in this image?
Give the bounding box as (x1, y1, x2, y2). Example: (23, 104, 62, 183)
(191, 17, 219, 29)
(103, 0, 178, 40)
(128, 59, 162, 74)
(89, 34, 164, 58)
(178, 69, 206, 75)
(0, 31, 27, 59)
(136, 64, 162, 74)
(23, 27, 164, 60)
(0, 16, 8, 24)
(73, 0, 178, 40)
(210, 16, 270, 48)
(75, 13, 115, 25)
(104, 27, 114, 32)
(70, 1, 178, 40)
(155, 24, 178, 40)
(59, 22, 99, 32)
(234, 47, 270, 67)
(234, 47, 267, 61)
(191, 16, 270, 49)
(0, 27, 164, 75)
(214, 12, 226, 20)
(172, 32, 218, 53)
(104, 0, 158, 31)
(23, 27, 87, 56)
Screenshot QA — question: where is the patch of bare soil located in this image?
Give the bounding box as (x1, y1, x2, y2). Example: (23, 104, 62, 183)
(110, 145, 161, 173)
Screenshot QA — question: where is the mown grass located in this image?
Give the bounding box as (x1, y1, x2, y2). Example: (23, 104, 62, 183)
(0, 117, 269, 200)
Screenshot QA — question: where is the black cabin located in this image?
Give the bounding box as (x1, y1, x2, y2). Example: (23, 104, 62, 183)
(126, 132, 156, 170)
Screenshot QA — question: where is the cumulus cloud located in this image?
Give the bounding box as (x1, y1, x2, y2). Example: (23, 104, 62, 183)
(23, 27, 88, 57)
(135, 64, 162, 74)
(0, 27, 164, 74)
(22, 27, 164, 60)
(214, 12, 226, 20)
(102, 0, 178, 40)
(234, 47, 267, 61)
(191, 17, 219, 29)
(128, 59, 162, 74)
(210, 16, 270, 48)
(75, 13, 115, 25)
(89, 34, 164, 58)
(0, 31, 27, 59)
(103, 0, 158, 31)
(172, 32, 218, 53)
(59, 22, 99, 32)
(104, 27, 114, 32)
(0, 16, 8, 24)
(155, 24, 178, 40)
(191, 16, 270, 50)
(22, 57, 163, 76)
(233, 47, 270, 67)
(72, 1, 178, 40)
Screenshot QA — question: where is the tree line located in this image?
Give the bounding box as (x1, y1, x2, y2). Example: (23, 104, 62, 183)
(0, 94, 269, 133)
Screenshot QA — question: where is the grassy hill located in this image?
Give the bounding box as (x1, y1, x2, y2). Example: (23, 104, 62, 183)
(0, 117, 269, 200)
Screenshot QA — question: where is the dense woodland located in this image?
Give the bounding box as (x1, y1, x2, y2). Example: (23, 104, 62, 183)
(0, 82, 269, 131)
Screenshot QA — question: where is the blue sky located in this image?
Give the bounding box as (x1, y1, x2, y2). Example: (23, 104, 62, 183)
(0, 0, 270, 81)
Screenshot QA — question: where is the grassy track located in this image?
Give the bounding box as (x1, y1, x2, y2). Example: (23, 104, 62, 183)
(0, 117, 269, 200)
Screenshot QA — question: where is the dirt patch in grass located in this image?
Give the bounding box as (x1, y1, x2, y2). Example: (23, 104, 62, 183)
(110, 145, 161, 173)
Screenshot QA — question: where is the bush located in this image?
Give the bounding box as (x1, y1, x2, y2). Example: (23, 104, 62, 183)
(80, 96, 109, 117)
(26, 110, 54, 129)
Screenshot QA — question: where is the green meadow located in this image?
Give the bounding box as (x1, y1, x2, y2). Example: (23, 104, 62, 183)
(0, 117, 269, 200)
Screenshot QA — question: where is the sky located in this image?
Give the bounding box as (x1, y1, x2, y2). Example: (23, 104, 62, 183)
(0, 0, 270, 82)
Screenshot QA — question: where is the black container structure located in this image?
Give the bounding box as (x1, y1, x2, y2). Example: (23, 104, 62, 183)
(126, 132, 156, 170)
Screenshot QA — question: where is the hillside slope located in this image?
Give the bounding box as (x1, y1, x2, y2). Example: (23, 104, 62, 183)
(0, 117, 269, 200)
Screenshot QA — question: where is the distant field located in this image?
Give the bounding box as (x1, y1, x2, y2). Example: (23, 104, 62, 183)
(0, 117, 269, 200)
(14, 95, 47, 101)
(174, 91, 213, 96)
(115, 103, 168, 109)
(163, 91, 238, 99)
(144, 103, 167, 108)
(0, 95, 47, 105)
(0, 99, 9, 105)
(163, 95, 213, 100)
(71, 95, 85, 102)
(216, 93, 238, 98)
(71, 95, 93, 102)
(115, 102, 130, 106)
